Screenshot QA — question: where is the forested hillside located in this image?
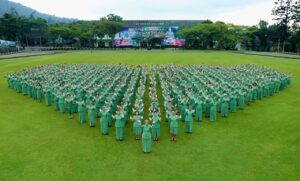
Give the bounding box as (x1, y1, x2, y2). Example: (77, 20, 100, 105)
(0, 0, 77, 23)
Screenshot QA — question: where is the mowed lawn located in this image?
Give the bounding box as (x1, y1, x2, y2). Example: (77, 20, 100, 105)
(0, 51, 299, 181)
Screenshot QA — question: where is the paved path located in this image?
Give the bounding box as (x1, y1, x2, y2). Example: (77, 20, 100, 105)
(0, 52, 66, 61)
(231, 51, 300, 60)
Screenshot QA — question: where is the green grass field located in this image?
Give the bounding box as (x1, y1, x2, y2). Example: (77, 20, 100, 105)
(0, 51, 299, 180)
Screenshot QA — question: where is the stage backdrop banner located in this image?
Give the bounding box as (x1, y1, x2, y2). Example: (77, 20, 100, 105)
(113, 26, 185, 47)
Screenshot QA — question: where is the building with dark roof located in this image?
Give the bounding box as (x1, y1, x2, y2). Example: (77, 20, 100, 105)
(123, 20, 204, 28)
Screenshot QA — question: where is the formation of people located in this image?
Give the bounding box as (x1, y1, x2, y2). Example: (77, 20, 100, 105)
(5, 64, 291, 153)
(157, 64, 291, 139)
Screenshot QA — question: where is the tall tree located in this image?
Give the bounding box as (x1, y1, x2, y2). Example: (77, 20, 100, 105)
(272, 0, 294, 52)
(0, 12, 21, 42)
(289, 24, 300, 52)
(95, 14, 124, 38)
(254, 20, 273, 51)
(292, 0, 300, 23)
(101, 14, 123, 23)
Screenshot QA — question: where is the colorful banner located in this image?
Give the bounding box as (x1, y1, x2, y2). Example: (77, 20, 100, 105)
(161, 39, 185, 47)
(0, 40, 16, 47)
(113, 39, 138, 47)
(113, 26, 185, 47)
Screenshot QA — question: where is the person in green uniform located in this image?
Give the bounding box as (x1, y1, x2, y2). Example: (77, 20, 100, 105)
(221, 96, 229, 118)
(205, 98, 211, 118)
(106, 102, 113, 127)
(184, 106, 195, 133)
(85, 93, 93, 105)
(99, 107, 110, 135)
(77, 98, 86, 124)
(65, 95, 74, 119)
(210, 100, 217, 122)
(257, 85, 263, 100)
(36, 84, 42, 102)
(130, 111, 143, 140)
(150, 111, 160, 141)
(230, 94, 237, 113)
(58, 93, 65, 113)
(180, 98, 188, 118)
(167, 110, 182, 141)
(195, 99, 203, 122)
(53, 93, 59, 111)
(87, 103, 96, 127)
(238, 91, 245, 110)
(246, 88, 252, 105)
(141, 120, 152, 153)
(27, 83, 32, 98)
(113, 110, 125, 141)
(32, 84, 37, 100)
(21, 81, 27, 96)
(43, 88, 51, 106)
(71, 93, 77, 113)
(263, 84, 270, 97)
(95, 94, 103, 117)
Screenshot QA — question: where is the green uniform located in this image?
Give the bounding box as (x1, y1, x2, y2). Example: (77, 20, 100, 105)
(210, 102, 217, 122)
(65, 97, 74, 116)
(36, 87, 42, 101)
(53, 94, 59, 111)
(184, 109, 194, 133)
(142, 124, 152, 153)
(22, 83, 27, 95)
(115, 114, 125, 140)
(27, 85, 32, 98)
(238, 92, 245, 110)
(132, 115, 142, 136)
(257, 86, 263, 100)
(58, 94, 65, 113)
(87, 105, 96, 127)
(151, 115, 160, 138)
(230, 96, 237, 113)
(169, 115, 180, 135)
(44, 89, 51, 106)
(99, 110, 109, 135)
(107, 108, 112, 127)
(195, 101, 203, 121)
(77, 101, 85, 124)
(95, 97, 103, 116)
(205, 99, 211, 118)
(221, 99, 229, 117)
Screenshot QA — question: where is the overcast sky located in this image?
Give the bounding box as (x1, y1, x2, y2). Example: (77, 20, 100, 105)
(11, 0, 276, 26)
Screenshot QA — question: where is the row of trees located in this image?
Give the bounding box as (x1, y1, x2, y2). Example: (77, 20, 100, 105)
(0, 0, 299, 52)
(46, 14, 123, 47)
(0, 11, 123, 48)
(180, 0, 300, 52)
(179, 20, 299, 52)
(0, 10, 47, 46)
(180, 21, 241, 50)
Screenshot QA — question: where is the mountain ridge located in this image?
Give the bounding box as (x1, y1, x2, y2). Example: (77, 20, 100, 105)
(0, 0, 77, 23)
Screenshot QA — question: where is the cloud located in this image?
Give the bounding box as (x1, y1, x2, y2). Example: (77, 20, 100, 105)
(10, 0, 275, 25)
(210, 0, 275, 25)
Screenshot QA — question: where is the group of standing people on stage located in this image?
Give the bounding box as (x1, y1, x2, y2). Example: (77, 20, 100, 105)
(5, 64, 291, 153)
